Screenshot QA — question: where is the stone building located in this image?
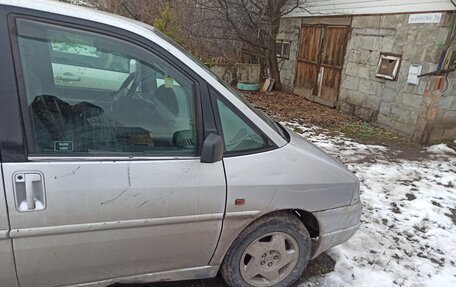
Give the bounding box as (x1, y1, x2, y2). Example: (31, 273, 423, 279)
(277, 0, 456, 142)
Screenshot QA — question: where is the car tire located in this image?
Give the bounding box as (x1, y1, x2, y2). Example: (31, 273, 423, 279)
(220, 211, 312, 287)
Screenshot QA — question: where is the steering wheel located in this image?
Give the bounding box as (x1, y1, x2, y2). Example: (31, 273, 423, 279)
(111, 72, 141, 112)
(119, 72, 140, 98)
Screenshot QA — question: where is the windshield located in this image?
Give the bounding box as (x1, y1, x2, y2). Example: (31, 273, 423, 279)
(152, 29, 289, 142)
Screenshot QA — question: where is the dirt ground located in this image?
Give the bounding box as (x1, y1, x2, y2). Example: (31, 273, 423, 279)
(245, 91, 356, 130)
(244, 90, 447, 161)
(244, 90, 413, 145)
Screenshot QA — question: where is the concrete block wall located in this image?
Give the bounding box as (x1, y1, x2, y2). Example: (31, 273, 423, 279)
(338, 12, 456, 142)
(276, 18, 301, 92)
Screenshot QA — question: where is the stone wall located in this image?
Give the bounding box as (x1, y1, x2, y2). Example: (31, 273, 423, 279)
(276, 17, 301, 92)
(338, 12, 456, 142)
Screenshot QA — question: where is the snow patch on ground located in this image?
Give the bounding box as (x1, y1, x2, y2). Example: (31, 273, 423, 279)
(285, 123, 456, 287)
(426, 144, 456, 155)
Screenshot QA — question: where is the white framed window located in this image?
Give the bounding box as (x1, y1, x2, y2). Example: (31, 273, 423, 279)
(375, 53, 402, 80)
(276, 40, 291, 59)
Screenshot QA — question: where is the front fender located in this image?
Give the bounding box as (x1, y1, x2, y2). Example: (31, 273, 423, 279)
(211, 131, 359, 265)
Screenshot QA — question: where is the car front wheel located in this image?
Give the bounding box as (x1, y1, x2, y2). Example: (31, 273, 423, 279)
(221, 212, 312, 287)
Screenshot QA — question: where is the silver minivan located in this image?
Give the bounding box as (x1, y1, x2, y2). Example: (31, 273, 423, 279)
(0, 1, 362, 286)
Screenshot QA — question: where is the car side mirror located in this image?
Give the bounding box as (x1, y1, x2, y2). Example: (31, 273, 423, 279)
(201, 134, 224, 163)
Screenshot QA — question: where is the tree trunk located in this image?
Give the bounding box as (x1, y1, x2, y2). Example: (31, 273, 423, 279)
(266, 44, 282, 91)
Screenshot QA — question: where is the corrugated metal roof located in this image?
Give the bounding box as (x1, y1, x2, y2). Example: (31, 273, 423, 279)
(284, 0, 456, 17)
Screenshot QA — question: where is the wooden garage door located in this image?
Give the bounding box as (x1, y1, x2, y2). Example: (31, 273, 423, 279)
(294, 25, 350, 107)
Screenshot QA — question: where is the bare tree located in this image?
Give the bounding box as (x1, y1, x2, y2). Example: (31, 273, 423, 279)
(60, 0, 308, 90)
(67, 0, 162, 24)
(68, 0, 243, 64)
(190, 0, 307, 90)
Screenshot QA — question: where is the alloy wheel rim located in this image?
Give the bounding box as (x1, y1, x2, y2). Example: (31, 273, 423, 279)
(240, 232, 300, 287)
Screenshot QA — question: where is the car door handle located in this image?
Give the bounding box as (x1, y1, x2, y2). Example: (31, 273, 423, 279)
(25, 174, 41, 210)
(14, 172, 46, 212)
(55, 74, 81, 81)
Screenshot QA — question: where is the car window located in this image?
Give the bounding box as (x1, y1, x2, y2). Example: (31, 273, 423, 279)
(15, 18, 197, 156)
(153, 29, 288, 141)
(48, 28, 133, 91)
(216, 98, 268, 153)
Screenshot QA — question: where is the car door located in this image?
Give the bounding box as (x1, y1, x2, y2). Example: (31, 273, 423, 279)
(1, 13, 226, 287)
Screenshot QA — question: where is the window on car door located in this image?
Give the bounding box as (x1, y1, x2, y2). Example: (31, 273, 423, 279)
(16, 18, 197, 156)
(214, 95, 271, 154)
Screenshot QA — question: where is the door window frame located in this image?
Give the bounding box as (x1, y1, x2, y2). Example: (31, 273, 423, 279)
(8, 13, 212, 161)
(209, 88, 276, 157)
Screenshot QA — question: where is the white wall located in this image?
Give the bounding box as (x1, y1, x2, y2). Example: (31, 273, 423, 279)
(284, 0, 456, 17)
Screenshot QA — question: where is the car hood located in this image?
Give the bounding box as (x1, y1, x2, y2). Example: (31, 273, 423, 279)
(286, 128, 350, 171)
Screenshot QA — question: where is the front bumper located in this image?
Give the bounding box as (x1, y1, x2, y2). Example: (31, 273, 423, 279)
(311, 201, 362, 259)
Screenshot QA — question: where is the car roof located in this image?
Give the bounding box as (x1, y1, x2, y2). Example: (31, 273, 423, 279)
(0, 0, 188, 66)
(0, 0, 185, 59)
(0, 0, 288, 147)
(0, 0, 157, 36)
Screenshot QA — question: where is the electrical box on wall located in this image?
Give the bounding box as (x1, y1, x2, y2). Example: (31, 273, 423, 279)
(407, 64, 422, 85)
